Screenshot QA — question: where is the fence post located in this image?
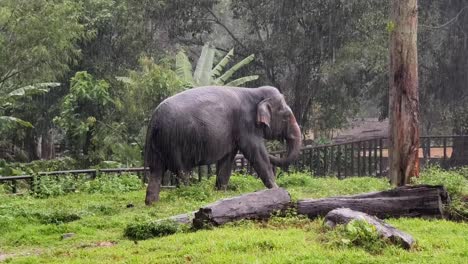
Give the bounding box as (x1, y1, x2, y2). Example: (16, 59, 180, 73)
(357, 142, 361, 176)
(379, 138, 384, 176)
(373, 139, 378, 176)
(350, 143, 355, 176)
(337, 145, 341, 179)
(443, 137, 447, 167)
(323, 148, 328, 176)
(343, 144, 348, 178)
(309, 149, 313, 173)
(368, 140, 372, 176)
(12, 180, 17, 194)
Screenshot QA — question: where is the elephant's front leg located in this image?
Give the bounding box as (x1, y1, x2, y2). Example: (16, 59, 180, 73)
(145, 164, 165, 205)
(215, 150, 238, 190)
(240, 140, 278, 189)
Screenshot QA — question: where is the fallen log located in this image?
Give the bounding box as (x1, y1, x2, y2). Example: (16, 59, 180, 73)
(193, 188, 291, 229)
(324, 208, 415, 249)
(297, 185, 449, 219)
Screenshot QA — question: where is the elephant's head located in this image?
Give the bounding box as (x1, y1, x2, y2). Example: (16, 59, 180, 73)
(256, 91, 302, 167)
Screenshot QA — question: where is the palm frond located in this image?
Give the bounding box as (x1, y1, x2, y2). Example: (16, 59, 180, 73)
(211, 48, 234, 79)
(7, 82, 60, 98)
(175, 51, 194, 86)
(225, 75, 259, 87)
(215, 54, 255, 85)
(0, 116, 33, 128)
(193, 44, 215, 86)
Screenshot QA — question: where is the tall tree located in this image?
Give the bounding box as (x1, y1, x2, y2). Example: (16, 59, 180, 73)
(388, 0, 420, 186)
(0, 0, 83, 91)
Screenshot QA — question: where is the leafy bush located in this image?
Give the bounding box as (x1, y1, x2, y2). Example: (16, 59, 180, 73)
(80, 173, 143, 194)
(31, 173, 143, 198)
(124, 219, 181, 240)
(413, 166, 468, 220)
(166, 180, 215, 202)
(321, 219, 388, 253)
(413, 166, 468, 198)
(277, 173, 314, 188)
(226, 173, 263, 191)
(32, 175, 88, 198)
(34, 211, 81, 225)
(0, 183, 7, 195)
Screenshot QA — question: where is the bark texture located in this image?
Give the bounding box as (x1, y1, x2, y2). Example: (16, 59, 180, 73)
(192, 188, 291, 229)
(297, 185, 448, 219)
(324, 208, 415, 249)
(389, 0, 420, 186)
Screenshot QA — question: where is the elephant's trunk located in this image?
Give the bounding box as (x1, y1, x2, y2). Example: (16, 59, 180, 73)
(269, 114, 302, 167)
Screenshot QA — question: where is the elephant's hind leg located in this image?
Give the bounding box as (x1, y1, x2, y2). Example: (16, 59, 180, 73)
(145, 162, 165, 206)
(215, 150, 238, 190)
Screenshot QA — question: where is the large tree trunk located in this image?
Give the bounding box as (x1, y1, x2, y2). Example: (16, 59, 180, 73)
(193, 188, 291, 229)
(297, 185, 448, 219)
(389, 0, 420, 186)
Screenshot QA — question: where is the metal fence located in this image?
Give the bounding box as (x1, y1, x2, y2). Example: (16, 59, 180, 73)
(1, 135, 467, 193)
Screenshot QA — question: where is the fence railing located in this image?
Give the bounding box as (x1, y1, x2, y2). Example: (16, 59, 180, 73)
(1, 135, 467, 193)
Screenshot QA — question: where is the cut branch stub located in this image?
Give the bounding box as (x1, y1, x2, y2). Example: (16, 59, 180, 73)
(193, 188, 291, 229)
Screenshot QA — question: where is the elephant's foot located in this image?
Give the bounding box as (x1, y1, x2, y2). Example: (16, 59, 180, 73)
(215, 184, 229, 191)
(145, 191, 160, 206)
(264, 180, 279, 189)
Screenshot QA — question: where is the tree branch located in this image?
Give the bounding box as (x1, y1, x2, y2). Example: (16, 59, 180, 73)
(420, 5, 468, 29)
(204, 7, 249, 52)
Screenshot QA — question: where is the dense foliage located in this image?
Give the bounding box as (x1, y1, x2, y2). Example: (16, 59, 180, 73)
(0, 0, 467, 167)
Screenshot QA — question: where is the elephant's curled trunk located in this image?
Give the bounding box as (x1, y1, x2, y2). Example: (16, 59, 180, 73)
(269, 114, 302, 167)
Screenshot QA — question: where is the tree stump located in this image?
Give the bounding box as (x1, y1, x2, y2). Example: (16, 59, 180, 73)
(324, 208, 415, 249)
(297, 185, 449, 219)
(193, 188, 291, 229)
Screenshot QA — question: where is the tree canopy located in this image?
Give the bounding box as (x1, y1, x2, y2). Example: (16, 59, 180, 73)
(0, 0, 467, 166)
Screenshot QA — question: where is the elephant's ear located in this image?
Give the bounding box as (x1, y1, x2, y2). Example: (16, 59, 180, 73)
(257, 99, 271, 127)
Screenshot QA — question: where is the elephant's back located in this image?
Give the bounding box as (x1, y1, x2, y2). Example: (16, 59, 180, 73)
(148, 87, 240, 169)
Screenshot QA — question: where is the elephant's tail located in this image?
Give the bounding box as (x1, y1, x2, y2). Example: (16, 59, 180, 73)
(144, 124, 158, 174)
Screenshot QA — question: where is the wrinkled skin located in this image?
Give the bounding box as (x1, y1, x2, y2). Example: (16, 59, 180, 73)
(144, 86, 302, 205)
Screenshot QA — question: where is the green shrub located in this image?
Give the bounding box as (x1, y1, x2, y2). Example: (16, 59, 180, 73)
(277, 173, 314, 188)
(80, 173, 143, 194)
(226, 173, 263, 191)
(34, 211, 81, 225)
(166, 181, 215, 202)
(124, 219, 180, 240)
(414, 166, 468, 198)
(31, 175, 88, 198)
(413, 166, 468, 220)
(0, 183, 8, 195)
(31, 173, 143, 197)
(321, 219, 388, 253)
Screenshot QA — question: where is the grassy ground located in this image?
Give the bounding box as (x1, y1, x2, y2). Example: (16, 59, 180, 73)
(0, 172, 467, 263)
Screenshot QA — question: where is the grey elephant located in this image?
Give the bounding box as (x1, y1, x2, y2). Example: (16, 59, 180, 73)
(144, 86, 302, 205)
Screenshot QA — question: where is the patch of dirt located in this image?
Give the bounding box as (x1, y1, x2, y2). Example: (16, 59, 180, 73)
(1, 250, 42, 262)
(0, 253, 15, 262)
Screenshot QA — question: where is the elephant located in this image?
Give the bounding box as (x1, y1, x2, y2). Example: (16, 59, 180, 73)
(144, 85, 302, 205)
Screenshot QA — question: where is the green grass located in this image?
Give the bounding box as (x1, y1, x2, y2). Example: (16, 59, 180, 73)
(0, 171, 467, 263)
